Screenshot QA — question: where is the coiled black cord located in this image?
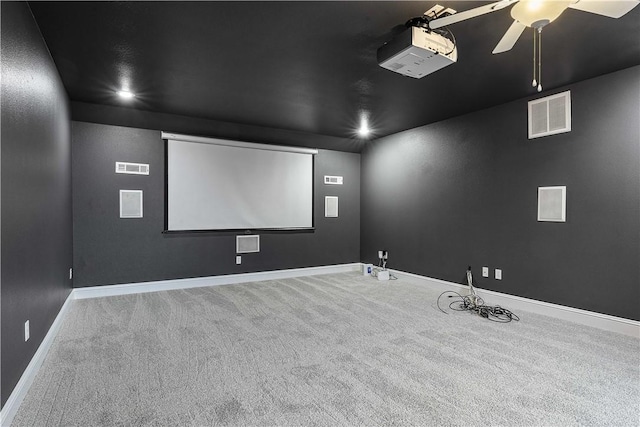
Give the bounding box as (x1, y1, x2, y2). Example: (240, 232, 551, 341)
(437, 291, 520, 323)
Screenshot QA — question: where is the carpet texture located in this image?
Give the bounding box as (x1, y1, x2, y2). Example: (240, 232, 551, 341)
(11, 272, 640, 426)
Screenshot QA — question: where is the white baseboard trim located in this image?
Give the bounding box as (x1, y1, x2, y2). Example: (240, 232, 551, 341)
(0, 292, 73, 427)
(389, 267, 640, 338)
(72, 263, 362, 300)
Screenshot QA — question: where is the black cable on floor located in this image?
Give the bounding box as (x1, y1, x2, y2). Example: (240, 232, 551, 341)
(437, 291, 520, 323)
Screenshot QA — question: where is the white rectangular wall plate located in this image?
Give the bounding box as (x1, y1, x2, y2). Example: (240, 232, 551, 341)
(24, 320, 30, 342)
(236, 256, 242, 265)
(324, 175, 343, 185)
(482, 267, 489, 277)
(116, 162, 149, 175)
(236, 235, 260, 253)
(495, 269, 502, 280)
(325, 196, 338, 217)
(538, 186, 566, 222)
(119, 190, 143, 218)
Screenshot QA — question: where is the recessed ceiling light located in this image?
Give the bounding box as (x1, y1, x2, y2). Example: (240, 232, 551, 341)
(358, 117, 371, 138)
(116, 90, 135, 99)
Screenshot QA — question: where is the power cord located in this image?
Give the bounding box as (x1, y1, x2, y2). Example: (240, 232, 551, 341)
(437, 291, 519, 323)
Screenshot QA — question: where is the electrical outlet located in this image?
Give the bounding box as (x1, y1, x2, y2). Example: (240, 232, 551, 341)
(25, 320, 30, 342)
(482, 267, 489, 277)
(236, 256, 242, 265)
(495, 269, 502, 280)
(382, 250, 388, 260)
(69, 268, 73, 280)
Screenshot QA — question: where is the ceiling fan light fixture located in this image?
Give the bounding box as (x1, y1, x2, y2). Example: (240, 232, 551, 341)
(527, 0, 543, 11)
(511, 0, 571, 27)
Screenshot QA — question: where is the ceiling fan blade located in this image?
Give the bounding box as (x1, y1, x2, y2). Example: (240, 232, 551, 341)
(492, 21, 527, 54)
(568, 0, 639, 18)
(429, 0, 518, 29)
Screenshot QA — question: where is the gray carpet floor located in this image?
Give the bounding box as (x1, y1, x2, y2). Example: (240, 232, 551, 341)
(11, 272, 640, 426)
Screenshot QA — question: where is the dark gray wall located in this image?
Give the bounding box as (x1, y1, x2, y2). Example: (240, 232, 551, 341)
(72, 121, 360, 287)
(1, 2, 73, 406)
(361, 66, 640, 321)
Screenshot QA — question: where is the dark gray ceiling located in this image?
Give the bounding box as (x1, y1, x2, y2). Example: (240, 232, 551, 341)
(29, 1, 640, 142)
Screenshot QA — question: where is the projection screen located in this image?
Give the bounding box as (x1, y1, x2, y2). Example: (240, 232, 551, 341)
(164, 132, 317, 231)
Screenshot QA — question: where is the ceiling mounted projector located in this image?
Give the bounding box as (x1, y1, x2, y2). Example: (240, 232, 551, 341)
(377, 26, 457, 79)
(377, 6, 458, 79)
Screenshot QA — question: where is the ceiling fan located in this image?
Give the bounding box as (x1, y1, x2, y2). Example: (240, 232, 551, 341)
(427, 0, 639, 90)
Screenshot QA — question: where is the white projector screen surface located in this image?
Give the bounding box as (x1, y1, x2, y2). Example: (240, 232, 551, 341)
(167, 138, 314, 231)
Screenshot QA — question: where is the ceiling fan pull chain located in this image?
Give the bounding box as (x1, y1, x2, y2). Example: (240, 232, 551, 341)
(532, 28, 537, 87)
(537, 28, 543, 92)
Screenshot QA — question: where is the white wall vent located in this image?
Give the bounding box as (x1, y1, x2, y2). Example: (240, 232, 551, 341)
(116, 162, 149, 175)
(538, 186, 566, 222)
(236, 235, 260, 253)
(120, 190, 143, 218)
(325, 196, 339, 218)
(528, 90, 571, 139)
(324, 175, 343, 185)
